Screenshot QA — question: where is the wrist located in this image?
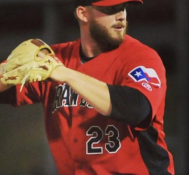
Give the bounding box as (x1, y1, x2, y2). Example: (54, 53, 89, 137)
(50, 65, 68, 82)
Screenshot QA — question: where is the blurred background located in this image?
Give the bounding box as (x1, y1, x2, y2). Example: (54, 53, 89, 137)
(0, 0, 188, 174)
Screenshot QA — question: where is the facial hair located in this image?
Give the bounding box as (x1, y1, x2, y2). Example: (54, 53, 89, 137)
(89, 19, 127, 52)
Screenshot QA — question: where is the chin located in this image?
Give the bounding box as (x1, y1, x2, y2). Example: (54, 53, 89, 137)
(112, 29, 126, 38)
(112, 34, 125, 43)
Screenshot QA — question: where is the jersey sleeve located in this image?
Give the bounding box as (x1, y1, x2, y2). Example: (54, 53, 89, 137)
(119, 46, 166, 130)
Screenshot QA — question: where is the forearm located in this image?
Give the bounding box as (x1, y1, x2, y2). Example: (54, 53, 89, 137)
(51, 66, 112, 116)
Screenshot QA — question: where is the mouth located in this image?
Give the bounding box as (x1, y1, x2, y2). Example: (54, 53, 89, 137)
(113, 24, 125, 31)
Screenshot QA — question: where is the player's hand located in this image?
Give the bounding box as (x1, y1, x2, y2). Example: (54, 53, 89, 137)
(0, 39, 63, 91)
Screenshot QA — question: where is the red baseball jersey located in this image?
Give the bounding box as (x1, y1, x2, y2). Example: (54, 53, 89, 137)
(0, 35, 174, 175)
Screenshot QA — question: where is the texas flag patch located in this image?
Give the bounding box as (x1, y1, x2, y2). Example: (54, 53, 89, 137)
(128, 66, 161, 88)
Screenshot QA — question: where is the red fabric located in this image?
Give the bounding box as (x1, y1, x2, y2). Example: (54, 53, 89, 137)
(1, 35, 174, 175)
(92, 0, 143, 6)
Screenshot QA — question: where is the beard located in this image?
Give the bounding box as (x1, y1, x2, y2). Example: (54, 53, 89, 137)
(89, 19, 127, 52)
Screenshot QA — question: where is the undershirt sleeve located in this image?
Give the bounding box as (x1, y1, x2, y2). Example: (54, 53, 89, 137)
(107, 84, 152, 127)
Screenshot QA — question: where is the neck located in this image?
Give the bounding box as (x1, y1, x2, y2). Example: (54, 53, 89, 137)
(80, 29, 102, 57)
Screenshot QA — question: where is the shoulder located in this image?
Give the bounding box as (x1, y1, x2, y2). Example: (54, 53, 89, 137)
(50, 39, 81, 62)
(121, 35, 161, 61)
(51, 40, 78, 53)
(117, 35, 166, 83)
(117, 35, 164, 71)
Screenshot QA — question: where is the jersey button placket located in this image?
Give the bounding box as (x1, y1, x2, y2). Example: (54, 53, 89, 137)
(73, 138, 78, 143)
(78, 164, 83, 169)
(75, 163, 85, 175)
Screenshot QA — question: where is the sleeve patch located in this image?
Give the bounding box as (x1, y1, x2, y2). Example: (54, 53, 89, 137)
(128, 66, 161, 88)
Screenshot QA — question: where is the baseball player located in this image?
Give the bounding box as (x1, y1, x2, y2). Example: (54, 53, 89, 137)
(0, 0, 175, 174)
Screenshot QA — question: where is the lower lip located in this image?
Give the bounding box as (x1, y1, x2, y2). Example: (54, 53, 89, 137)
(114, 27, 124, 32)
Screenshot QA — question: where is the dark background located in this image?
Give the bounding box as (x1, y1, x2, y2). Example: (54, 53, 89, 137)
(0, 0, 188, 174)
